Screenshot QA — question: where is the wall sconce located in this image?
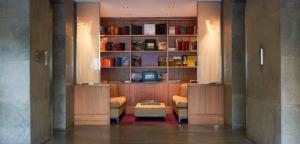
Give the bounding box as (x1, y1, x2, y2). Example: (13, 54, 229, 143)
(259, 48, 264, 66)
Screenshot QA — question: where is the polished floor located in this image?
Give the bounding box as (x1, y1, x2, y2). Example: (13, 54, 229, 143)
(47, 125, 252, 144)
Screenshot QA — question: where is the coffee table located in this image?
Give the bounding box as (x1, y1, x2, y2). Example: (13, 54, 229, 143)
(135, 102, 166, 118)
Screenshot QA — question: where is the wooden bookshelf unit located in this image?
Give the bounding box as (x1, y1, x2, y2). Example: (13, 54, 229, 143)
(100, 17, 197, 83)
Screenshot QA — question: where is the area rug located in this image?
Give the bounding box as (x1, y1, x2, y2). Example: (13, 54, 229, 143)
(111, 114, 187, 125)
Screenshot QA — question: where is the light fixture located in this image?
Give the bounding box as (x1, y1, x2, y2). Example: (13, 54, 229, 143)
(259, 48, 264, 66)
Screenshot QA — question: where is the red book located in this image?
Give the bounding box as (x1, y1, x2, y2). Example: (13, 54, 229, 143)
(175, 26, 180, 35)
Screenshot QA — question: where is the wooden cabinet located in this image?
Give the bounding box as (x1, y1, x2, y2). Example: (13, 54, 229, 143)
(74, 85, 110, 125)
(188, 85, 224, 125)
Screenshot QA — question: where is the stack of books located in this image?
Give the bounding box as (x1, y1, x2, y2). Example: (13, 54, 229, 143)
(175, 39, 197, 51)
(100, 25, 130, 35)
(100, 39, 126, 51)
(169, 25, 197, 35)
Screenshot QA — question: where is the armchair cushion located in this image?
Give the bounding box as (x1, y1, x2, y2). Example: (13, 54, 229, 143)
(110, 96, 126, 108)
(175, 98, 188, 108)
(172, 95, 188, 108)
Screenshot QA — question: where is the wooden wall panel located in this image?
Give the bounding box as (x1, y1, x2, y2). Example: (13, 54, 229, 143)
(155, 84, 169, 105)
(168, 83, 181, 105)
(118, 83, 131, 103)
(125, 83, 181, 106)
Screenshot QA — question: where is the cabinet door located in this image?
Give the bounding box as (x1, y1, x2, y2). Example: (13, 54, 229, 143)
(188, 86, 206, 114)
(205, 86, 224, 114)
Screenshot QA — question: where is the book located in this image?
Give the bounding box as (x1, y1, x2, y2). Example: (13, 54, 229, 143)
(132, 25, 143, 35)
(158, 56, 167, 66)
(155, 24, 167, 35)
(180, 26, 186, 34)
(132, 56, 141, 67)
(100, 38, 108, 52)
(122, 57, 130, 67)
(187, 56, 196, 67)
(169, 26, 175, 35)
(175, 26, 180, 35)
(144, 24, 156, 35)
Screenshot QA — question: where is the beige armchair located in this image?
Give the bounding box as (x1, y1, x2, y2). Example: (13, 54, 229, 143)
(110, 84, 126, 123)
(172, 83, 188, 123)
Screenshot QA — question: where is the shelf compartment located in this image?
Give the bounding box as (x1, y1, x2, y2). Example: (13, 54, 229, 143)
(131, 66, 167, 69)
(168, 35, 197, 37)
(101, 67, 131, 69)
(100, 51, 131, 53)
(169, 66, 197, 69)
(168, 50, 197, 53)
(131, 51, 167, 53)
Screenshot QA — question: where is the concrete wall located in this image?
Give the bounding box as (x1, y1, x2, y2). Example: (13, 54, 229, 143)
(223, 0, 246, 129)
(280, 0, 300, 143)
(52, 0, 75, 130)
(0, 0, 31, 143)
(245, 0, 281, 143)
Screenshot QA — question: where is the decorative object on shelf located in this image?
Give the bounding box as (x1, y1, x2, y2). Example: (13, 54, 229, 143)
(132, 25, 143, 35)
(158, 42, 166, 51)
(168, 47, 176, 51)
(142, 54, 158, 66)
(182, 55, 188, 66)
(142, 71, 158, 82)
(132, 40, 144, 51)
(158, 72, 167, 81)
(155, 24, 167, 35)
(144, 24, 156, 35)
(132, 56, 141, 67)
(169, 56, 182, 66)
(169, 26, 175, 35)
(144, 39, 157, 50)
(131, 72, 143, 82)
(158, 56, 167, 66)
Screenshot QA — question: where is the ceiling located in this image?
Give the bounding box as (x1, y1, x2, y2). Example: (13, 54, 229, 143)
(75, 0, 198, 17)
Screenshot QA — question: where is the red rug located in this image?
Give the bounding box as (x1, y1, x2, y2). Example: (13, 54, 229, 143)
(111, 114, 187, 125)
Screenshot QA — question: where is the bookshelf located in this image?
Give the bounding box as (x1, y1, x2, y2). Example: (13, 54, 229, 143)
(99, 17, 197, 83)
